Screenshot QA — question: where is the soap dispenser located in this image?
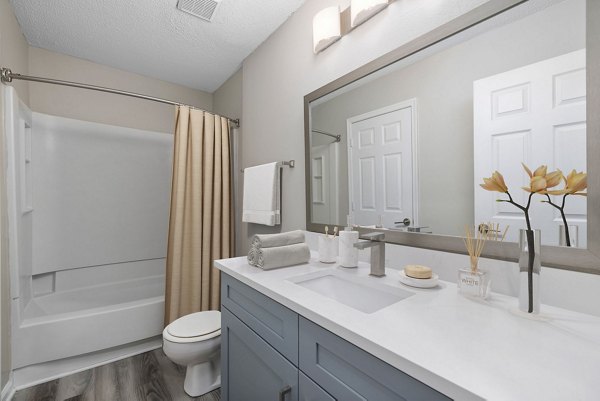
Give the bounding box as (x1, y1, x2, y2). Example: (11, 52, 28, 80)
(339, 215, 359, 268)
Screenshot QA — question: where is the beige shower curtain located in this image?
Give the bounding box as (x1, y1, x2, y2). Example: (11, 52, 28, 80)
(164, 106, 233, 325)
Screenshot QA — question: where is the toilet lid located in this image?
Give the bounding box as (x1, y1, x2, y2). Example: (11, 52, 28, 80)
(167, 310, 221, 338)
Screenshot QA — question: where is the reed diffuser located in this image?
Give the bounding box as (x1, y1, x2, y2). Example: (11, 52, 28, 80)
(458, 223, 506, 299)
(464, 225, 489, 273)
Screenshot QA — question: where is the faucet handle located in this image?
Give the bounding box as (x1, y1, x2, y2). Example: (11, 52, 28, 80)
(361, 232, 385, 241)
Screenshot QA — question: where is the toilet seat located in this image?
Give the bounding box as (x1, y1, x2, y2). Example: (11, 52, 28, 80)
(163, 311, 221, 343)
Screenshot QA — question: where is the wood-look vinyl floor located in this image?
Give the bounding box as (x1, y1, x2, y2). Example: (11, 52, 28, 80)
(13, 350, 221, 401)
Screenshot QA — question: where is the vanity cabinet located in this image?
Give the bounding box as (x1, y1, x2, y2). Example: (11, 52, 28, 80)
(221, 268, 298, 364)
(221, 274, 451, 401)
(299, 317, 451, 401)
(299, 372, 335, 401)
(222, 307, 298, 401)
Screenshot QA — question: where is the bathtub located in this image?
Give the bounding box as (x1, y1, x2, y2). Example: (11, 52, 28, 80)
(3, 104, 173, 372)
(12, 269, 165, 369)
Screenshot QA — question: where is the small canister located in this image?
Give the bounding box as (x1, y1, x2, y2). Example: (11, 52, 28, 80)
(318, 235, 337, 263)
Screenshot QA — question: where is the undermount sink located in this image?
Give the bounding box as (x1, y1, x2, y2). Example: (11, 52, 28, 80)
(288, 269, 413, 313)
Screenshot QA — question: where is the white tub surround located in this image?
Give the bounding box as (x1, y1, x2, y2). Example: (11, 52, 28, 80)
(1, 372, 15, 401)
(3, 89, 171, 376)
(215, 255, 600, 401)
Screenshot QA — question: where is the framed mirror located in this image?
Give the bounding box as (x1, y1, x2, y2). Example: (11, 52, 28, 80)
(305, 0, 600, 273)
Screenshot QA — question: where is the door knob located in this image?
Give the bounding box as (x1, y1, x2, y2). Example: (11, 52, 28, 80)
(395, 218, 411, 226)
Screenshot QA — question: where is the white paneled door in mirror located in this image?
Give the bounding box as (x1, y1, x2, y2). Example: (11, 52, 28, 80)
(474, 50, 586, 247)
(348, 102, 416, 229)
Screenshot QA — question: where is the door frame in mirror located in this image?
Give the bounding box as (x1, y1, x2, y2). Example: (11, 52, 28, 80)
(304, 0, 600, 274)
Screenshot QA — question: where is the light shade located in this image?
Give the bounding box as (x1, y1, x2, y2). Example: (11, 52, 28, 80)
(313, 6, 341, 54)
(351, 0, 389, 28)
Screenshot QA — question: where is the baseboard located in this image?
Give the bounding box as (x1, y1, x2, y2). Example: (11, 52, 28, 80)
(1, 372, 15, 401)
(13, 336, 162, 391)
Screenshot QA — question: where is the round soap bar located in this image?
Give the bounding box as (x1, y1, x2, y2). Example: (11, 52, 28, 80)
(404, 264, 433, 279)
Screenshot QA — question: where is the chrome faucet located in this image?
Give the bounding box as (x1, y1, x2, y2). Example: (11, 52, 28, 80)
(354, 232, 386, 277)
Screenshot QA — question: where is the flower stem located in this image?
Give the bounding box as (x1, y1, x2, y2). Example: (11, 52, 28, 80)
(500, 192, 533, 231)
(525, 229, 535, 313)
(501, 191, 535, 312)
(545, 194, 571, 246)
(525, 193, 535, 312)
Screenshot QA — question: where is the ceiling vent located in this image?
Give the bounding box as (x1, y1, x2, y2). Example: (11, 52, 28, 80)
(177, 0, 221, 22)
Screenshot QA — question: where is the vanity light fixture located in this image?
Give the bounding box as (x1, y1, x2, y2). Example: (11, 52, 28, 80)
(350, 0, 389, 28)
(313, 6, 342, 54)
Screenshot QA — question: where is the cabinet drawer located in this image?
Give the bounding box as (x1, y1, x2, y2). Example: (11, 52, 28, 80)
(222, 307, 298, 401)
(221, 273, 299, 364)
(299, 317, 452, 401)
(300, 372, 336, 401)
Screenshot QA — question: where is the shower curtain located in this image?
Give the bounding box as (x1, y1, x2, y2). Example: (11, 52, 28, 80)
(164, 106, 233, 325)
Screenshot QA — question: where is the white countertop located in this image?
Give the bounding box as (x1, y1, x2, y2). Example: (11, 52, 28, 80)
(215, 255, 600, 401)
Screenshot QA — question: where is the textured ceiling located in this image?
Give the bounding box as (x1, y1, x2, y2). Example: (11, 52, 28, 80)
(10, 0, 305, 92)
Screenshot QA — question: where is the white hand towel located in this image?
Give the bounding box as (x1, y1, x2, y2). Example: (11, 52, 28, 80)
(242, 162, 280, 226)
(251, 230, 305, 249)
(255, 243, 311, 270)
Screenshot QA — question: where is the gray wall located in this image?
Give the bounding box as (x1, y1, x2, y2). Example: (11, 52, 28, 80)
(240, 0, 489, 251)
(29, 47, 212, 134)
(0, 0, 28, 103)
(0, 0, 29, 389)
(311, 0, 584, 236)
(213, 68, 244, 256)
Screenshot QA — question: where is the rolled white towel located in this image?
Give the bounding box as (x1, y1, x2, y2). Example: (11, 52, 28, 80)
(255, 243, 310, 270)
(251, 230, 305, 249)
(247, 245, 259, 266)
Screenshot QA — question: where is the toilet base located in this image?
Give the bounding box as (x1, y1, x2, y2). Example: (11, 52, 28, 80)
(183, 358, 221, 397)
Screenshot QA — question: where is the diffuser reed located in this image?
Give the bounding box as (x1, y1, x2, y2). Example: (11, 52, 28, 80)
(458, 223, 507, 299)
(463, 225, 490, 273)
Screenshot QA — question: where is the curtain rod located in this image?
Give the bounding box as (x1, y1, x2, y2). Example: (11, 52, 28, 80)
(312, 129, 341, 142)
(0, 67, 240, 128)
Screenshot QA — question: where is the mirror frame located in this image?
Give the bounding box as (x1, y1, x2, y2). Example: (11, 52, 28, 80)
(305, 0, 600, 274)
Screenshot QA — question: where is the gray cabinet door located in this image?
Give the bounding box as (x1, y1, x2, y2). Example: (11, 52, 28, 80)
(299, 372, 336, 401)
(222, 307, 298, 401)
(299, 317, 451, 401)
(222, 273, 299, 364)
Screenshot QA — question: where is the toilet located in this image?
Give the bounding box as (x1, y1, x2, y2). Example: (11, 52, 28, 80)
(162, 310, 221, 397)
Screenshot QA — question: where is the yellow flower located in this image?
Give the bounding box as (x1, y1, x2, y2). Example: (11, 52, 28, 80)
(522, 176, 546, 193)
(480, 171, 508, 193)
(521, 164, 562, 193)
(544, 170, 563, 188)
(522, 163, 547, 178)
(544, 170, 587, 196)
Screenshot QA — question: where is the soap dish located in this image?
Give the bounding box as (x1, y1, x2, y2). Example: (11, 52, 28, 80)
(399, 270, 439, 288)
